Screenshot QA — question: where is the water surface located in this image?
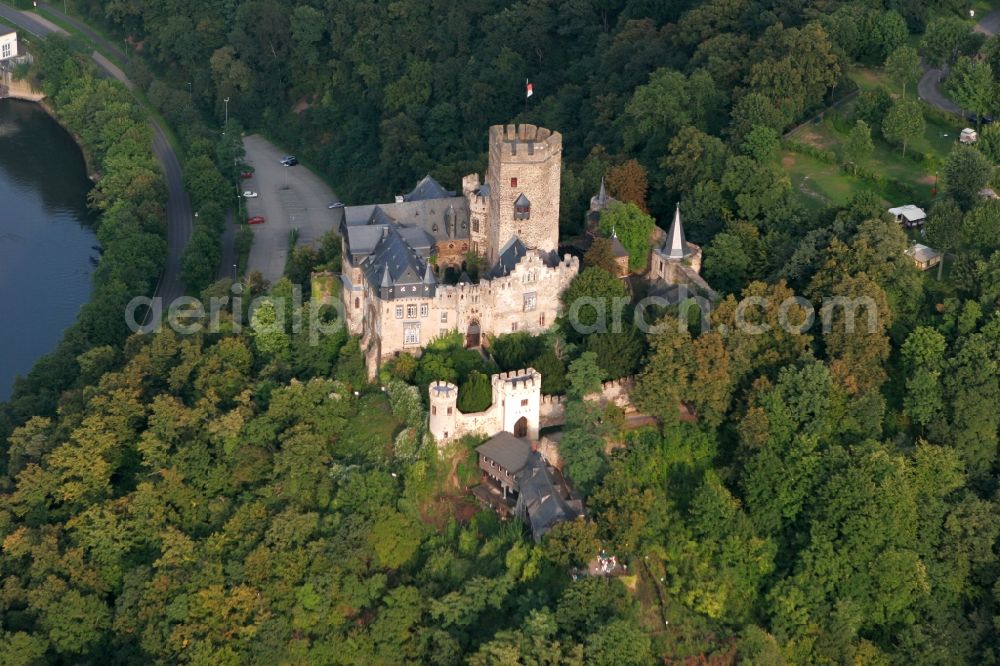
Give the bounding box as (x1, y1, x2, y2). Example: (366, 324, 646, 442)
(0, 98, 96, 401)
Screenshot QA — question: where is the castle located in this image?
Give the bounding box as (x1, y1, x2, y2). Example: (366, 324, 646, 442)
(338, 124, 579, 375)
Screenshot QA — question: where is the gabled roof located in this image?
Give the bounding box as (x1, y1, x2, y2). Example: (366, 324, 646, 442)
(664, 205, 692, 259)
(485, 236, 527, 279)
(404, 174, 455, 202)
(516, 451, 583, 541)
(887, 205, 926, 222)
(514, 192, 531, 207)
(477, 432, 532, 474)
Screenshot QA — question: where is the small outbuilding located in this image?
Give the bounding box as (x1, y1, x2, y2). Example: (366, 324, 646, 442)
(0, 28, 17, 62)
(888, 204, 927, 228)
(960, 128, 978, 144)
(905, 243, 942, 271)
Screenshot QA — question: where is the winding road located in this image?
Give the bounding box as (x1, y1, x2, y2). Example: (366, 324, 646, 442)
(918, 9, 1000, 117)
(0, 2, 191, 306)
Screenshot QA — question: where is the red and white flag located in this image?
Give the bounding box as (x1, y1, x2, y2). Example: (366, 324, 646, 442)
(526, 79, 534, 98)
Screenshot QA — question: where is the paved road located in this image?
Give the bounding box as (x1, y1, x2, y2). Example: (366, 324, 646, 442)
(919, 9, 1000, 116)
(242, 135, 340, 285)
(0, 3, 191, 306)
(37, 2, 128, 63)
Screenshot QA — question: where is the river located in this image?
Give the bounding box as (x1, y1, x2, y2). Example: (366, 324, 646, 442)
(0, 98, 97, 402)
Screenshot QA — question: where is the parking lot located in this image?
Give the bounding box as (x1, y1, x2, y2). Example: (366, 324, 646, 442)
(241, 135, 341, 284)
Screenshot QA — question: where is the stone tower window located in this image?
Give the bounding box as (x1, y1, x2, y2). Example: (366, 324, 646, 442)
(514, 193, 530, 220)
(510, 177, 518, 188)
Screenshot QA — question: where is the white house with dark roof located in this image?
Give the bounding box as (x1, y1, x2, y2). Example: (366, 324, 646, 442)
(338, 125, 579, 376)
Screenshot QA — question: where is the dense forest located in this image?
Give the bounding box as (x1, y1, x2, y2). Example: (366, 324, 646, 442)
(3, 0, 1000, 663)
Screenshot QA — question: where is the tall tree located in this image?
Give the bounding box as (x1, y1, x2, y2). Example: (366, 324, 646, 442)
(949, 56, 996, 130)
(882, 98, 925, 156)
(885, 45, 921, 97)
(843, 120, 874, 175)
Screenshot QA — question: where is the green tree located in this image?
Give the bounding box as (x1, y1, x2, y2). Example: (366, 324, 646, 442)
(926, 198, 963, 281)
(596, 202, 655, 271)
(885, 45, 921, 96)
(901, 327, 947, 428)
(458, 371, 492, 413)
(949, 56, 996, 131)
(560, 268, 629, 343)
(843, 120, 874, 176)
(584, 237, 622, 275)
(921, 16, 974, 67)
(943, 145, 992, 210)
(882, 98, 925, 156)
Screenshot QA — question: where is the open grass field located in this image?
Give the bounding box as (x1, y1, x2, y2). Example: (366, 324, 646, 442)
(780, 70, 965, 211)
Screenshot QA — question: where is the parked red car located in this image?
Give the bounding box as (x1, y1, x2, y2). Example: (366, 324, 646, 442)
(247, 216, 265, 225)
(241, 171, 254, 179)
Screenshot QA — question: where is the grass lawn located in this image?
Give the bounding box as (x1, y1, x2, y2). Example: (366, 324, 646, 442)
(780, 74, 964, 210)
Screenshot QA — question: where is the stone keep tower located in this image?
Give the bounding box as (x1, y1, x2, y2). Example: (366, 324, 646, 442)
(429, 381, 459, 441)
(485, 124, 562, 264)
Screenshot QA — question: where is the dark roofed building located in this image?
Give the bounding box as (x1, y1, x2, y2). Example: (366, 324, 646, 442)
(404, 174, 456, 202)
(474, 433, 584, 542)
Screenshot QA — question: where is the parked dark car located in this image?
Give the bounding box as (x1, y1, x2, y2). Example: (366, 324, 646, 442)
(280, 156, 298, 166)
(328, 201, 345, 209)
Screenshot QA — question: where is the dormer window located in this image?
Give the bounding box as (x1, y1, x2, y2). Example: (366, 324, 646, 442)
(514, 193, 530, 220)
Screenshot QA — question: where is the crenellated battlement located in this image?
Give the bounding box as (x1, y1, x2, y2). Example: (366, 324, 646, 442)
(490, 124, 562, 161)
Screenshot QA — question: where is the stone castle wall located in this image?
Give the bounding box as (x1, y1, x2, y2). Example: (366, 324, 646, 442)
(431, 371, 639, 446)
(371, 252, 578, 368)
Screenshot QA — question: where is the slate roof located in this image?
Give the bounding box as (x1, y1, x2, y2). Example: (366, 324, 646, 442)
(484, 236, 527, 279)
(477, 432, 532, 475)
(609, 231, 629, 258)
(343, 197, 470, 244)
(664, 205, 693, 259)
(404, 174, 455, 201)
(360, 226, 432, 299)
(515, 451, 584, 542)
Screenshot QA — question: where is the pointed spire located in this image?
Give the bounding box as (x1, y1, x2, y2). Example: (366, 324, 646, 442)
(597, 176, 608, 205)
(423, 261, 436, 285)
(665, 204, 691, 260)
(381, 263, 392, 288)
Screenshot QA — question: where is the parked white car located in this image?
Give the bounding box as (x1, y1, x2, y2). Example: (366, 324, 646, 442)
(243, 191, 258, 198)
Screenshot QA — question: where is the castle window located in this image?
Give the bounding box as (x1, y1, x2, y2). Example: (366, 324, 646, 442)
(511, 322, 518, 332)
(404, 324, 420, 345)
(539, 312, 546, 326)
(523, 292, 537, 312)
(420, 304, 428, 317)
(472, 218, 479, 232)
(514, 193, 530, 220)
(521, 399, 529, 407)
(510, 177, 518, 188)
(407, 304, 417, 318)
(432, 406, 437, 415)
(441, 312, 448, 323)
(395, 306, 403, 319)
(355, 297, 360, 309)
(447, 406, 453, 415)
